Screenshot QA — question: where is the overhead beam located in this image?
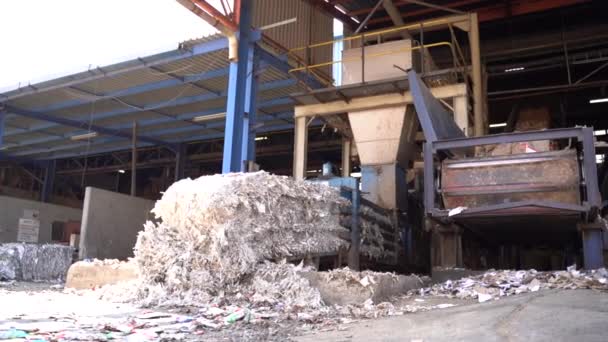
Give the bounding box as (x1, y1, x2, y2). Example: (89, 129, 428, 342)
(401, 0, 464, 14)
(41, 122, 302, 161)
(0, 37, 229, 102)
(366, 0, 588, 26)
(4, 104, 173, 148)
(352, 0, 480, 17)
(295, 83, 467, 117)
(10, 78, 296, 150)
(11, 110, 294, 158)
(382, 0, 412, 39)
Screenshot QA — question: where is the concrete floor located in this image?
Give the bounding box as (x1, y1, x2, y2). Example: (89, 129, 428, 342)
(296, 290, 608, 342)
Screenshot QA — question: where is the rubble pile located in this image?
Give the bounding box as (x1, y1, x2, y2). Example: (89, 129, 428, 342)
(412, 267, 608, 302)
(131, 172, 349, 307)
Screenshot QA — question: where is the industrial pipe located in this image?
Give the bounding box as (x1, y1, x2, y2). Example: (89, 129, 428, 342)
(176, 0, 239, 61)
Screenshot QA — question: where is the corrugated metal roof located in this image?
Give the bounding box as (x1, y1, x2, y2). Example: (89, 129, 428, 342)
(0, 32, 312, 161)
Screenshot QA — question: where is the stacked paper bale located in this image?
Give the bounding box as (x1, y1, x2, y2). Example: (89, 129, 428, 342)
(133, 171, 349, 306)
(0, 243, 73, 281)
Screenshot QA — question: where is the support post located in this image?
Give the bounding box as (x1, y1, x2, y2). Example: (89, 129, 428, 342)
(293, 116, 309, 180)
(341, 138, 352, 177)
(348, 180, 361, 270)
(468, 13, 484, 137)
(241, 50, 259, 170)
(175, 143, 187, 182)
(222, 0, 257, 173)
(432, 223, 463, 268)
(0, 110, 5, 147)
(579, 222, 605, 269)
(453, 95, 469, 136)
(41, 160, 56, 203)
(131, 121, 137, 196)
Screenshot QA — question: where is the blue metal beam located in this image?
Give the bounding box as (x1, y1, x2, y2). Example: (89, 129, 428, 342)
(222, 0, 256, 173)
(0, 37, 229, 102)
(3, 78, 296, 138)
(10, 79, 296, 150)
(4, 104, 173, 148)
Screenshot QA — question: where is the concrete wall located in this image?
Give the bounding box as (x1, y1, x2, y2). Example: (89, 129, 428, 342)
(79, 187, 155, 260)
(0, 195, 82, 243)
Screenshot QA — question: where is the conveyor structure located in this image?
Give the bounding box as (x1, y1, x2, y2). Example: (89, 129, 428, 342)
(408, 69, 605, 270)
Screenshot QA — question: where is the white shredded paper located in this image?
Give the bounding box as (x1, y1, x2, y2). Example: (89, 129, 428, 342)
(130, 171, 350, 308)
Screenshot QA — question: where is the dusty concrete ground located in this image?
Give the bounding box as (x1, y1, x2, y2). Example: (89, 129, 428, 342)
(1, 282, 606, 341)
(296, 289, 608, 342)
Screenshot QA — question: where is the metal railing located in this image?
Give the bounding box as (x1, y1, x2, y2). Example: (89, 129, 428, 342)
(286, 18, 470, 88)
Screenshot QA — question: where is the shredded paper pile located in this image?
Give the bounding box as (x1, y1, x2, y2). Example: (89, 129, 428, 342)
(131, 171, 349, 308)
(412, 267, 608, 303)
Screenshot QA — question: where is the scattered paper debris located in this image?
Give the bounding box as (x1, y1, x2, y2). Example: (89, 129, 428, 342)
(411, 267, 608, 301)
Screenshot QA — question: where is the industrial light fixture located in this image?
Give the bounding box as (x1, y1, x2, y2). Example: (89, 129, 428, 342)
(118, 169, 126, 174)
(192, 112, 226, 122)
(594, 130, 607, 136)
(0, 143, 16, 150)
(334, 4, 347, 14)
(504, 67, 525, 72)
(590, 98, 608, 104)
(70, 132, 98, 141)
(255, 136, 268, 141)
(489, 122, 507, 128)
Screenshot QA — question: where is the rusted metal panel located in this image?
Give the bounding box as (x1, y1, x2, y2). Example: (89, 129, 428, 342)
(441, 150, 581, 209)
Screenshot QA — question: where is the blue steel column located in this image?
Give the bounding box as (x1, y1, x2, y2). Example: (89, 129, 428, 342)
(41, 159, 56, 202)
(240, 50, 259, 169)
(222, 0, 258, 173)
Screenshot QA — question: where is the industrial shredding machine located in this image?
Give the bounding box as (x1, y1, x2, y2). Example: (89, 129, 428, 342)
(291, 16, 604, 271)
(407, 69, 605, 270)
